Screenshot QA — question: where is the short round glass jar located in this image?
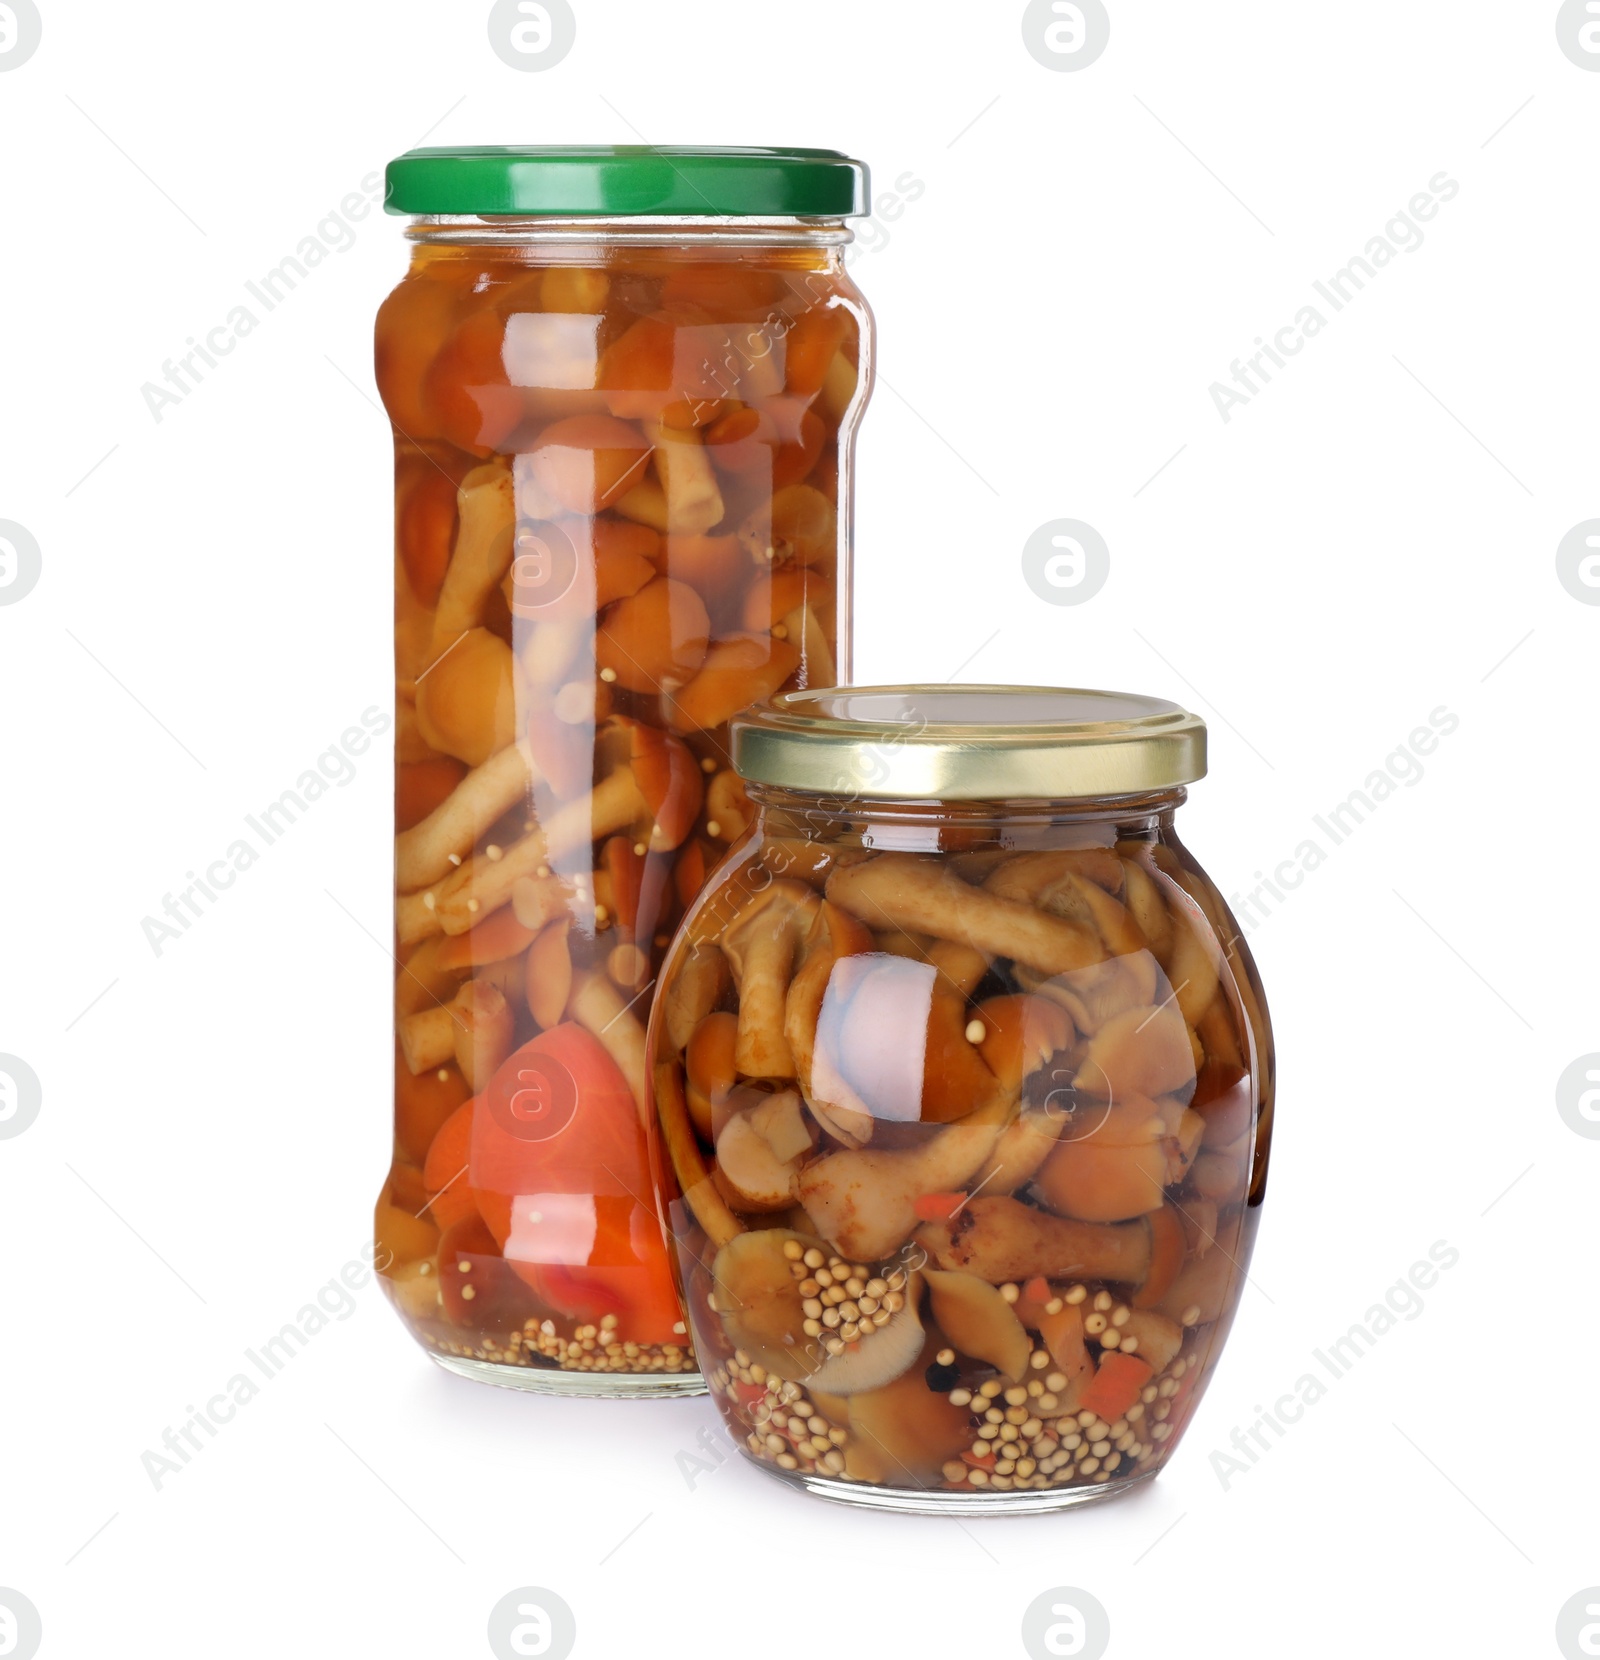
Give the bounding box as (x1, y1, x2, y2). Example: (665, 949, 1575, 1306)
(646, 687, 1275, 1510)
(372, 147, 873, 1398)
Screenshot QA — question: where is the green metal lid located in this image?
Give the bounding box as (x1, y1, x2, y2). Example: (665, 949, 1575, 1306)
(384, 145, 870, 218)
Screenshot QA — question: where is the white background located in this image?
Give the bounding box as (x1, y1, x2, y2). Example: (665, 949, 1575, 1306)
(1, 2, 1595, 1657)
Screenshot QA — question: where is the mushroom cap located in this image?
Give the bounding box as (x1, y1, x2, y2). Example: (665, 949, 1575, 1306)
(624, 720, 704, 850)
(596, 576, 710, 693)
(703, 404, 780, 476)
(602, 835, 645, 931)
(524, 918, 573, 1030)
(704, 769, 752, 842)
(528, 413, 654, 515)
(742, 567, 813, 632)
(805, 1292, 926, 1395)
(720, 878, 819, 961)
(738, 483, 836, 568)
(415, 627, 516, 767)
(663, 632, 802, 734)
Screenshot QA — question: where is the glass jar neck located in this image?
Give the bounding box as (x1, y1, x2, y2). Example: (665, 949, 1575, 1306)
(405, 214, 853, 249)
(745, 784, 1188, 855)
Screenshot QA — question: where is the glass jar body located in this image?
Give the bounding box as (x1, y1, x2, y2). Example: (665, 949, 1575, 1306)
(647, 789, 1273, 1506)
(374, 220, 870, 1395)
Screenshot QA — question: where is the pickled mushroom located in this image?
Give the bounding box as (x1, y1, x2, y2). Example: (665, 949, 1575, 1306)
(650, 420, 725, 534)
(430, 462, 515, 653)
(969, 1106, 1069, 1198)
(782, 602, 836, 686)
(1119, 853, 1174, 959)
(796, 1091, 1013, 1262)
(655, 1058, 743, 1250)
(524, 919, 573, 1029)
(595, 577, 709, 694)
(415, 627, 516, 767)
(922, 1268, 1031, 1381)
(710, 1228, 818, 1378)
(397, 828, 551, 944)
(1074, 1002, 1196, 1101)
(839, 1348, 973, 1483)
(720, 881, 820, 1079)
(914, 1196, 1153, 1286)
(451, 980, 514, 1092)
(1032, 1094, 1172, 1224)
(508, 873, 568, 934)
(805, 1294, 925, 1396)
(537, 718, 703, 868)
(663, 943, 730, 1055)
(784, 900, 876, 1147)
(398, 1001, 458, 1077)
(974, 993, 1076, 1093)
(527, 414, 653, 516)
(826, 855, 1108, 979)
(713, 1098, 807, 1212)
(664, 633, 802, 734)
(737, 483, 835, 568)
(434, 907, 540, 973)
(1153, 877, 1224, 1029)
(566, 966, 650, 1125)
(704, 770, 753, 843)
(395, 741, 533, 892)
(1024, 952, 1159, 1037)
(680, 1007, 748, 1134)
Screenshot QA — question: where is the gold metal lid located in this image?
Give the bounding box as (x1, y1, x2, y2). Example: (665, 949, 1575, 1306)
(732, 686, 1207, 802)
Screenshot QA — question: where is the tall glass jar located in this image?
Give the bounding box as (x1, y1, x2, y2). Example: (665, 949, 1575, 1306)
(371, 147, 874, 1396)
(647, 688, 1274, 1506)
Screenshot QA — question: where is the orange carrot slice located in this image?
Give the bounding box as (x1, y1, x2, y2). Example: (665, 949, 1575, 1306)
(1079, 1352, 1153, 1422)
(913, 1192, 967, 1222)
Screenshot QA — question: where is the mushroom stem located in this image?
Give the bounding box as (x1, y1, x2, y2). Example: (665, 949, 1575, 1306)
(927, 940, 991, 997)
(827, 854, 1107, 978)
(431, 462, 515, 654)
(662, 942, 729, 1054)
(720, 881, 819, 1079)
(397, 827, 551, 944)
(655, 1059, 744, 1250)
(541, 766, 647, 861)
(395, 741, 534, 892)
(915, 1196, 1153, 1286)
(509, 874, 569, 933)
(452, 980, 513, 1092)
(651, 422, 725, 534)
(398, 1003, 458, 1075)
